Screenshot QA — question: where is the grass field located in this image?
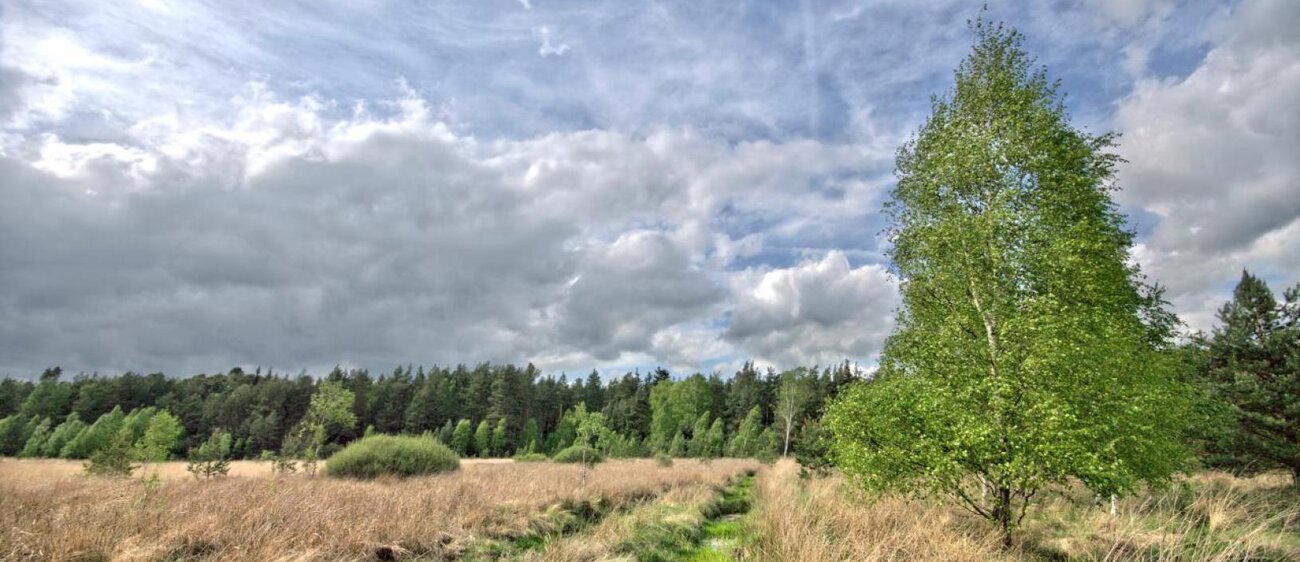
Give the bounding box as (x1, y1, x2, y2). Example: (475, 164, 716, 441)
(0, 457, 759, 562)
(3, 457, 1296, 561)
(750, 460, 1300, 562)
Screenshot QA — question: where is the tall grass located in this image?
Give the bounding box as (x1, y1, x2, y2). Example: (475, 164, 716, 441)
(750, 460, 1300, 562)
(0, 457, 759, 561)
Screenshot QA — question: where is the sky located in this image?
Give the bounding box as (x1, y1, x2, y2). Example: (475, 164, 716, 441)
(0, 0, 1296, 379)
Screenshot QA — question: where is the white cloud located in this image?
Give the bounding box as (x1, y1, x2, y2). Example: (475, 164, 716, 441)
(1115, 0, 1300, 331)
(725, 251, 898, 367)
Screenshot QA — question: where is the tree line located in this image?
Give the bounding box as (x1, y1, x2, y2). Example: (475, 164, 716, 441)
(0, 360, 858, 463)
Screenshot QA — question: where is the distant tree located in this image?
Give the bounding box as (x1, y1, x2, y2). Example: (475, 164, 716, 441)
(187, 429, 232, 479)
(134, 410, 184, 464)
(521, 418, 540, 454)
(648, 375, 712, 452)
(726, 362, 764, 429)
(1203, 271, 1300, 484)
(825, 19, 1193, 548)
(20, 368, 73, 421)
(775, 369, 813, 456)
(43, 414, 85, 457)
(62, 406, 125, 459)
(492, 417, 509, 457)
(451, 419, 473, 456)
(19, 417, 51, 458)
(704, 418, 725, 459)
(0, 414, 33, 456)
(727, 406, 764, 458)
(285, 381, 356, 466)
(474, 420, 492, 458)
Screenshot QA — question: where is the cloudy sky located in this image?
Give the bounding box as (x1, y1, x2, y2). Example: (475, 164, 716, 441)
(0, 0, 1296, 378)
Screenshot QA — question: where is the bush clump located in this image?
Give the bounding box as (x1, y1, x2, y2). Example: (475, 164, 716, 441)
(654, 453, 674, 467)
(325, 434, 460, 479)
(513, 452, 549, 462)
(552, 445, 603, 465)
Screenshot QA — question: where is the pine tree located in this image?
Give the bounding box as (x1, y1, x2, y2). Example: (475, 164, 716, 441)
(1204, 271, 1300, 484)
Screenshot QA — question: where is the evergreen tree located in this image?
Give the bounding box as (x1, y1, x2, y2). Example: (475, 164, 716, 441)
(1203, 271, 1300, 484)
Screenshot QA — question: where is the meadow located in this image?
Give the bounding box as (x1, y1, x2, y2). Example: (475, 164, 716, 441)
(4, 456, 1296, 561)
(0, 457, 759, 562)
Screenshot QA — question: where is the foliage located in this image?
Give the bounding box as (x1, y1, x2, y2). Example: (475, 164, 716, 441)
(186, 429, 232, 480)
(552, 444, 603, 465)
(325, 433, 460, 479)
(654, 453, 674, 467)
(84, 431, 136, 477)
(512, 452, 549, 462)
(133, 410, 183, 463)
(775, 368, 814, 456)
(826, 18, 1194, 547)
(451, 419, 473, 456)
(474, 420, 491, 458)
(1200, 271, 1300, 483)
(793, 419, 833, 478)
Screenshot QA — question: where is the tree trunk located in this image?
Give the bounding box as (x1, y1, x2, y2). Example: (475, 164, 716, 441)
(1110, 494, 1118, 516)
(782, 416, 792, 456)
(994, 486, 1013, 550)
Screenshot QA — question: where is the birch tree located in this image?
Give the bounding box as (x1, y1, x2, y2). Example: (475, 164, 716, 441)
(826, 18, 1192, 548)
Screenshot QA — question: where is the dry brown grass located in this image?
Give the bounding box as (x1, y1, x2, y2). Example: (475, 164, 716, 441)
(0, 457, 759, 562)
(750, 460, 1003, 562)
(749, 460, 1300, 562)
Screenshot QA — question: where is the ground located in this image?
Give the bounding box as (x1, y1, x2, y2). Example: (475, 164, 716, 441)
(2, 458, 1296, 561)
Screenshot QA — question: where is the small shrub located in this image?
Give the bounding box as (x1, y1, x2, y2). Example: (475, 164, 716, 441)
(325, 434, 459, 479)
(84, 433, 136, 477)
(187, 430, 232, 480)
(655, 453, 674, 467)
(552, 445, 603, 465)
(513, 452, 549, 462)
(271, 455, 298, 475)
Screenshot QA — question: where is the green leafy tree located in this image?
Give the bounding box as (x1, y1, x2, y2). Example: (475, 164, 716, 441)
(521, 418, 540, 454)
(648, 375, 712, 452)
(285, 381, 357, 461)
(474, 420, 491, 458)
(0, 414, 33, 456)
(187, 429, 232, 479)
(727, 406, 764, 457)
(704, 418, 725, 459)
(134, 410, 184, 463)
(689, 412, 711, 457)
(43, 414, 85, 457)
(775, 368, 813, 456)
(492, 417, 509, 457)
(85, 430, 136, 477)
(1203, 271, 1300, 484)
(19, 417, 52, 458)
(20, 368, 73, 420)
(825, 19, 1192, 548)
(451, 419, 473, 456)
(62, 406, 125, 459)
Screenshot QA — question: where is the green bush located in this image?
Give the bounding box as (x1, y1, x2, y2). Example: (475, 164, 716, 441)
(552, 445, 603, 465)
(654, 453, 674, 467)
(512, 452, 549, 462)
(325, 434, 459, 479)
